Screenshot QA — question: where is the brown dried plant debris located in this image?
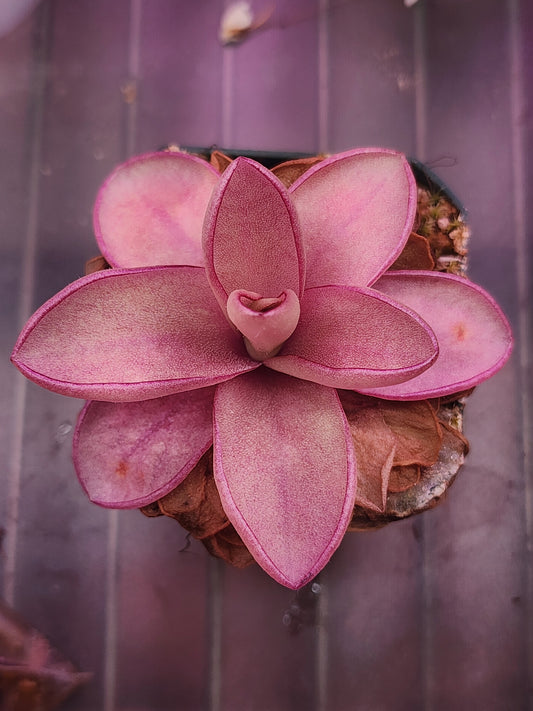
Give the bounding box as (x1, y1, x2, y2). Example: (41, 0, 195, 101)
(271, 156, 325, 188)
(390, 232, 435, 271)
(0, 600, 91, 711)
(348, 422, 470, 530)
(84, 255, 110, 275)
(339, 392, 443, 512)
(140, 451, 254, 568)
(210, 150, 233, 174)
(388, 464, 421, 493)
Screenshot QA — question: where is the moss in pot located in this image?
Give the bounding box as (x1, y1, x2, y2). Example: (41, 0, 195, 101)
(11, 147, 512, 589)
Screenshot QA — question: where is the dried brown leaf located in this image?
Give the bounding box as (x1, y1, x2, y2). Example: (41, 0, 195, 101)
(139, 501, 162, 517)
(202, 528, 254, 568)
(210, 150, 233, 174)
(174, 473, 229, 539)
(271, 156, 324, 187)
(380, 400, 443, 467)
(84, 255, 110, 275)
(428, 230, 455, 258)
(389, 232, 435, 270)
(158, 452, 208, 516)
(439, 420, 470, 455)
(339, 391, 394, 512)
(388, 464, 421, 493)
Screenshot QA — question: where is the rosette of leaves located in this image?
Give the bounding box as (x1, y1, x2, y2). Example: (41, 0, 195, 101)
(12, 148, 512, 588)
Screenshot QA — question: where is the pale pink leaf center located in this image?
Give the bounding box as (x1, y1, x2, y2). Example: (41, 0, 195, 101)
(226, 288, 300, 361)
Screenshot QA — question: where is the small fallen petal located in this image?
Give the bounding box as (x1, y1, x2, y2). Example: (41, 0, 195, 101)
(0, 599, 91, 710)
(219, 1, 254, 44)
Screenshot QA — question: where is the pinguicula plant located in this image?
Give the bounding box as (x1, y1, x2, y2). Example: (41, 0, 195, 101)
(12, 148, 512, 589)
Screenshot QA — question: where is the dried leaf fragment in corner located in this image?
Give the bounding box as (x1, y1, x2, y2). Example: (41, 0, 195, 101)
(0, 599, 91, 710)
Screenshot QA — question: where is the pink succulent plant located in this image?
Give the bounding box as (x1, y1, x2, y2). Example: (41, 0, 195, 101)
(11, 148, 512, 589)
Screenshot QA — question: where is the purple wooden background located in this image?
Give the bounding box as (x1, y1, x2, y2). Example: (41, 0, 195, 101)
(0, 1, 531, 709)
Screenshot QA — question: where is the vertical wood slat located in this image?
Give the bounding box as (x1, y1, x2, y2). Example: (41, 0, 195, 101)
(1, 2, 531, 709)
(11, 2, 131, 710)
(135, 0, 225, 153)
(219, 567, 317, 711)
(324, 2, 423, 709)
(114, 4, 216, 710)
(0, 7, 44, 604)
(327, 0, 417, 156)
(510, 1, 533, 704)
(421, 1, 527, 709)
(327, 522, 425, 711)
(225, 0, 319, 152)
(216, 3, 322, 708)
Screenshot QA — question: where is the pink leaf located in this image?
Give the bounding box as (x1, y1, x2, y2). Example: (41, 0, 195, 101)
(360, 271, 513, 399)
(74, 388, 215, 508)
(213, 369, 356, 589)
(290, 148, 416, 288)
(94, 152, 219, 268)
(12, 266, 259, 401)
(266, 284, 438, 389)
(203, 157, 305, 311)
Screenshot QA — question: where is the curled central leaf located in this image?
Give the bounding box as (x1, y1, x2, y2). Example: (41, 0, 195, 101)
(226, 288, 300, 361)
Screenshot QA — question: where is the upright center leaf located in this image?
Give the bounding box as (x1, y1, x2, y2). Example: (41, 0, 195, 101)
(227, 289, 300, 360)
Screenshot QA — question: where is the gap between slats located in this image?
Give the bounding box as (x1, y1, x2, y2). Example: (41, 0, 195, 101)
(103, 2, 143, 711)
(508, 0, 532, 705)
(3, 0, 50, 608)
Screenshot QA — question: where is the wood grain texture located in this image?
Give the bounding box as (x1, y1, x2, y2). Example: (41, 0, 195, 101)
(0, 1, 530, 709)
(219, 564, 316, 711)
(0, 7, 36, 600)
(226, 0, 319, 152)
(7, 2, 131, 709)
(327, 0, 417, 155)
(136, 0, 225, 152)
